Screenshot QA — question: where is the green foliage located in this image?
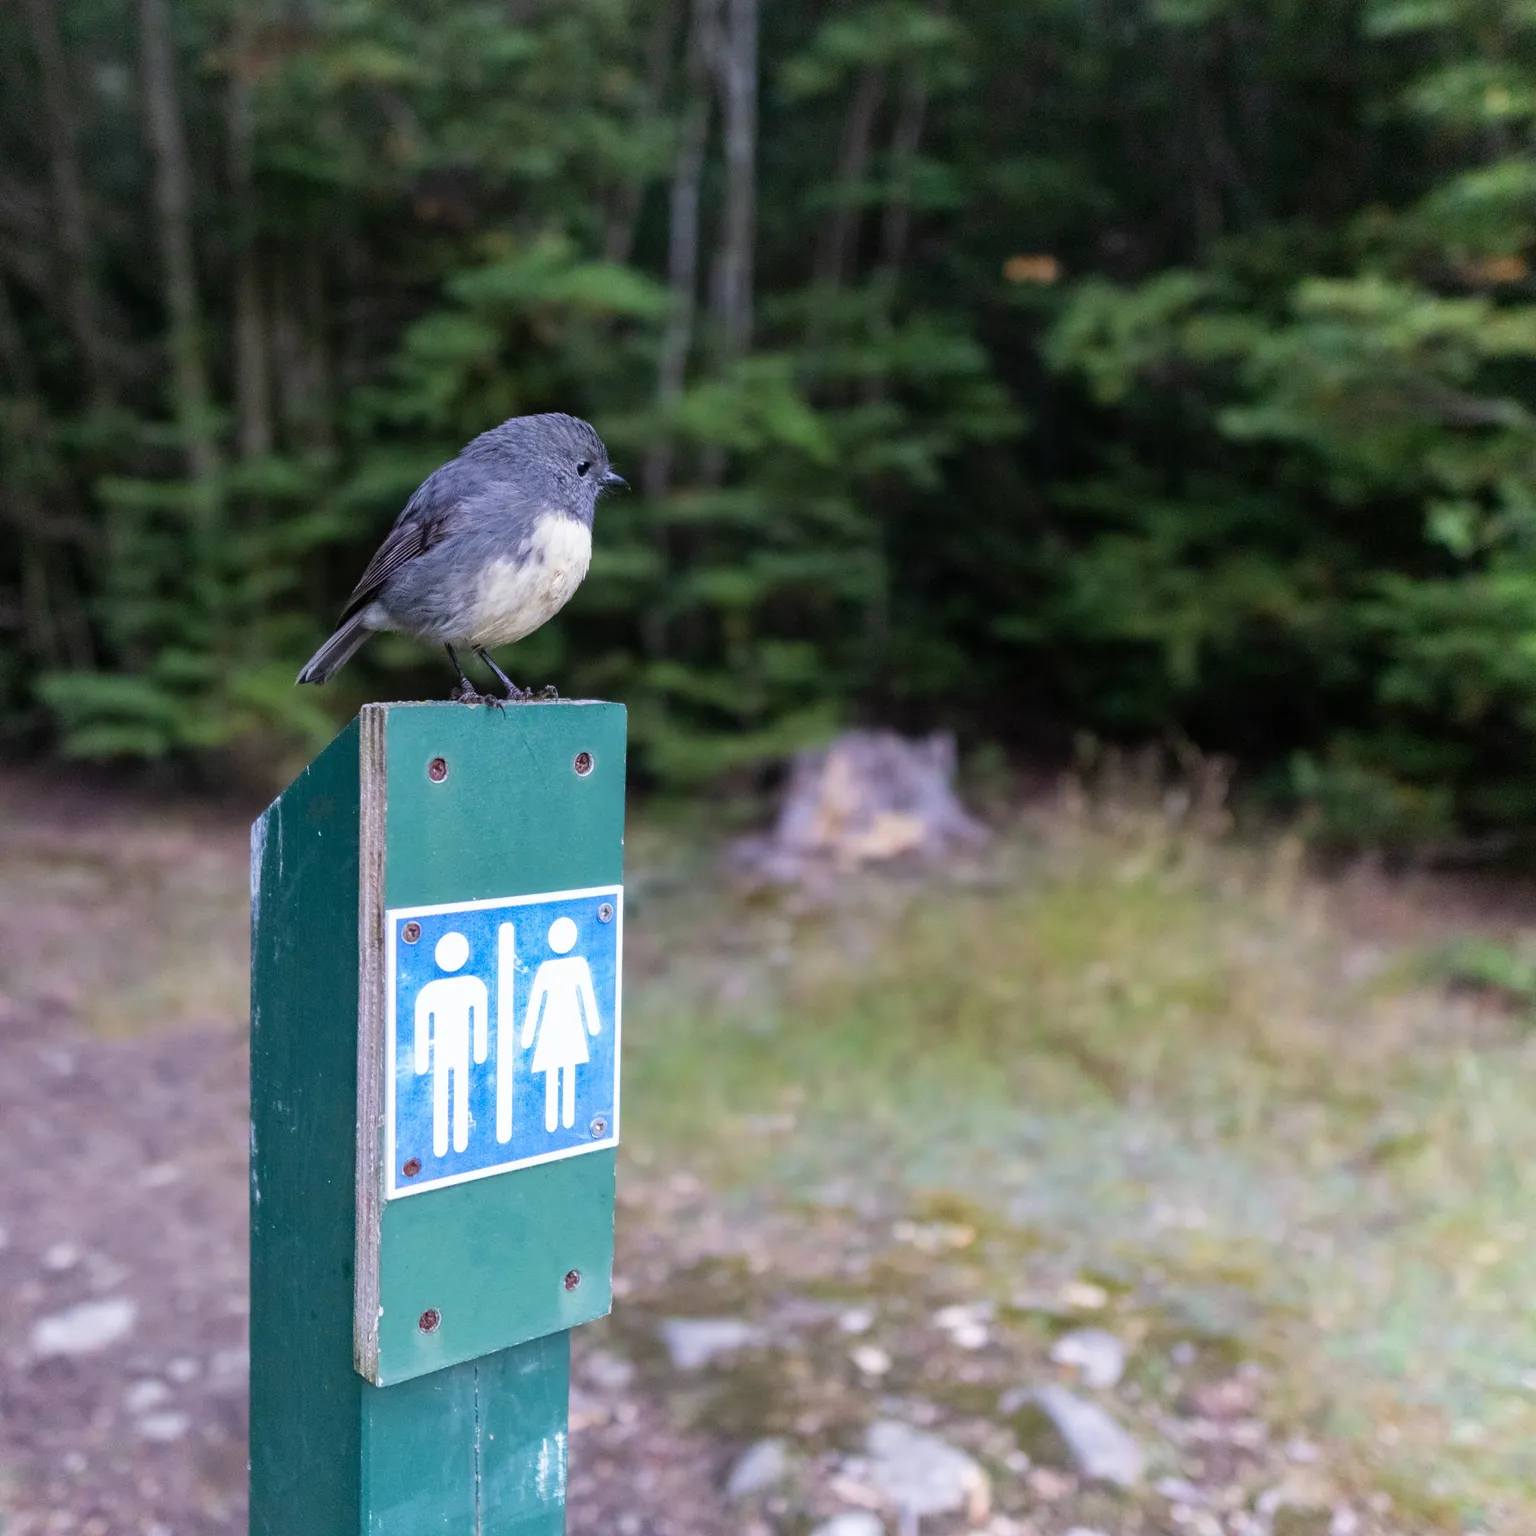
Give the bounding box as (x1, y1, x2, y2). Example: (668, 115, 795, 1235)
(6, 0, 1536, 838)
(1041, 0, 1536, 842)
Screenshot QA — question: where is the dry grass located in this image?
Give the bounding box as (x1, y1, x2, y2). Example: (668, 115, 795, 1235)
(623, 769, 1536, 1527)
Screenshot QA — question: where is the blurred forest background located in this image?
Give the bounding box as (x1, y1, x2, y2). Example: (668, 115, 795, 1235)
(3, 0, 1536, 842)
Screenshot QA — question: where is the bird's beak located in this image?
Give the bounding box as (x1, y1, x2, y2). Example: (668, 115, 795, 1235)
(601, 469, 627, 489)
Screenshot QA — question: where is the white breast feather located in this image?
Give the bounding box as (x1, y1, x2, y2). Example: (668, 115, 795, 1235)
(468, 514, 592, 649)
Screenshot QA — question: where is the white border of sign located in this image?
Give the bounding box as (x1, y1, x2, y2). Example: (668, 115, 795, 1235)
(384, 883, 623, 1199)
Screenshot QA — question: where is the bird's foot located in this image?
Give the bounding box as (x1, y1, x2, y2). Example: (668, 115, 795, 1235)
(451, 679, 504, 709)
(536, 684, 560, 701)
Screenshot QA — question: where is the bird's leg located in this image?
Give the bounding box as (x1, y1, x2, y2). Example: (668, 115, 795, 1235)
(474, 648, 529, 702)
(446, 644, 501, 707)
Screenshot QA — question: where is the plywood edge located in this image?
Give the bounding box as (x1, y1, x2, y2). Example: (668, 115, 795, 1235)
(354, 703, 388, 1383)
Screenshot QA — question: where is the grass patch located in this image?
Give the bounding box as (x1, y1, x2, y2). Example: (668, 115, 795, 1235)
(622, 786, 1536, 1526)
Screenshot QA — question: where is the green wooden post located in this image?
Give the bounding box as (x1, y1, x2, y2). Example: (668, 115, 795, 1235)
(249, 700, 626, 1533)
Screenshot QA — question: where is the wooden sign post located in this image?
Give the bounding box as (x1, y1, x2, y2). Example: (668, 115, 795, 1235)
(249, 700, 626, 1533)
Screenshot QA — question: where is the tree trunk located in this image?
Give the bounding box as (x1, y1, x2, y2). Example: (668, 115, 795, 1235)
(878, 71, 927, 279)
(228, 0, 272, 461)
(0, 276, 95, 671)
(815, 66, 885, 293)
(603, 0, 681, 266)
(708, 0, 757, 359)
(642, 0, 720, 503)
(24, 0, 112, 405)
(138, 0, 221, 505)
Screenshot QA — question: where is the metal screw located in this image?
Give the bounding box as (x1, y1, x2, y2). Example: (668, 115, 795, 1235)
(401, 921, 421, 944)
(428, 757, 448, 782)
(573, 751, 594, 776)
(589, 1116, 608, 1139)
(597, 902, 614, 924)
(418, 1308, 441, 1333)
(402, 1157, 421, 1177)
(563, 1269, 582, 1292)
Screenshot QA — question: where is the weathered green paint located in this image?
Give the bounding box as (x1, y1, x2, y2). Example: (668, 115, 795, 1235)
(376, 1153, 615, 1384)
(382, 702, 626, 908)
(373, 701, 624, 1384)
(251, 719, 365, 1534)
(360, 1334, 569, 1536)
(250, 700, 624, 1534)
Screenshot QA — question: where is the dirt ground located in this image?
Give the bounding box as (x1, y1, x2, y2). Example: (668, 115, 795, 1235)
(0, 1004, 738, 1536)
(4, 765, 1536, 1535)
(0, 772, 737, 1536)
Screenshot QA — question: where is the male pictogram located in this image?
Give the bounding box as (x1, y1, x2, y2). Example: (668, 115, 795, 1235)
(413, 931, 487, 1157)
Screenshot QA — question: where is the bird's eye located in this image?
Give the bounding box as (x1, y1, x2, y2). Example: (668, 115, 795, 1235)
(576, 461, 591, 477)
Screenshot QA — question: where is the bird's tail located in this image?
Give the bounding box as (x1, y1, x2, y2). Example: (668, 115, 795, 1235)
(296, 610, 375, 685)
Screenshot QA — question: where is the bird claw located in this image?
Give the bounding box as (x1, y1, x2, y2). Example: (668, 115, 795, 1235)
(451, 680, 504, 709)
(536, 684, 560, 701)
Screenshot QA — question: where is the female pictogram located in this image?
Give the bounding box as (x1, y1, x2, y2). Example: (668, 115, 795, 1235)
(520, 916, 602, 1132)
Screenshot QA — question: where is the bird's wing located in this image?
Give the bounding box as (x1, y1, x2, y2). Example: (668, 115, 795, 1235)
(337, 467, 460, 623)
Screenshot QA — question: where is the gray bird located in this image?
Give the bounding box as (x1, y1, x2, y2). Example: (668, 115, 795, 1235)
(296, 412, 623, 701)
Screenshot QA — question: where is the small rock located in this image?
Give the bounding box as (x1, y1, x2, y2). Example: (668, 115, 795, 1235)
(166, 1356, 201, 1383)
(811, 1516, 884, 1536)
(42, 1242, 81, 1273)
(659, 1317, 766, 1371)
(124, 1380, 171, 1413)
(1050, 1328, 1126, 1389)
(1331, 1509, 1360, 1536)
(210, 1345, 251, 1381)
(1258, 1473, 1334, 1529)
(1063, 1528, 1110, 1536)
(851, 1345, 892, 1376)
(1029, 1385, 1145, 1487)
(136, 1410, 190, 1443)
(84, 1254, 130, 1291)
(727, 1438, 791, 1498)
(568, 1387, 610, 1432)
(31, 1296, 137, 1357)
(581, 1349, 635, 1392)
(1025, 1466, 1074, 1501)
(1188, 1375, 1256, 1418)
(839, 1306, 876, 1334)
(1155, 1475, 1207, 1504)
(862, 1419, 991, 1521)
(1060, 1280, 1108, 1310)
(934, 1303, 993, 1351)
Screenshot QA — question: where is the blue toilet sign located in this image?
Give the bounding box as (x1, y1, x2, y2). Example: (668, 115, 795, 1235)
(385, 886, 621, 1198)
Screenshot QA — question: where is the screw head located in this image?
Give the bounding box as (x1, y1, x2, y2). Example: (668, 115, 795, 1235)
(402, 1157, 421, 1177)
(597, 902, 615, 924)
(428, 757, 448, 783)
(401, 921, 421, 944)
(563, 1269, 582, 1292)
(589, 1116, 608, 1139)
(573, 751, 594, 776)
(418, 1308, 441, 1334)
